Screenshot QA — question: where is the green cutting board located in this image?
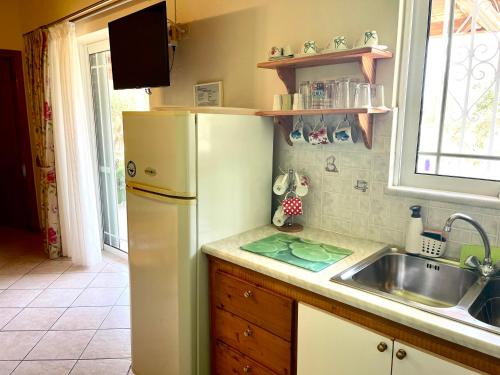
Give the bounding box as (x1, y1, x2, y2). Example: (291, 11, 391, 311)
(240, 233, 353, 272)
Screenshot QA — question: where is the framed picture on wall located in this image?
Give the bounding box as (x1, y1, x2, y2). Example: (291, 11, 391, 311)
(193, 81, 223, 107)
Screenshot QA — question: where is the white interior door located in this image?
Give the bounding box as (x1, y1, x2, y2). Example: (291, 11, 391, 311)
(297, 303, 393, 375)
(392, 341, 482, 375)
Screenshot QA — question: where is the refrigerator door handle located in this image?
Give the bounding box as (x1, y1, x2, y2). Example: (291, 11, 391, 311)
(126, 186, 196, 206)
(126, 181, 196, 199)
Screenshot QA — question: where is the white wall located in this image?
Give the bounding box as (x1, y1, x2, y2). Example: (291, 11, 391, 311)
(152, 0, 499, 259)
(49, 0, 500, 259)
(157, 0, 397, 109)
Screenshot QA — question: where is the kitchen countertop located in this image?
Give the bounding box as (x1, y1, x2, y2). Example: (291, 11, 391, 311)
(202, 225, 500, 359)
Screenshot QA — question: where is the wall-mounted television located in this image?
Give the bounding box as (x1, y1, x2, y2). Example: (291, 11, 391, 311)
(108, 1, 170, 89)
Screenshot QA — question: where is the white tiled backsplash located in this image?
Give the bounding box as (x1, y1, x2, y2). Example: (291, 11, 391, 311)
(274, 113, 500, 261)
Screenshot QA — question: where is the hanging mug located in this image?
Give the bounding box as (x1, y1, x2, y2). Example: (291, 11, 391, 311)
(295, 172, 310, 197)
(272, 205, 289, 226)
(332, 115, 358, 144)
(282, 192, 303, 216)
(273, 173, 289, 195)
(308, 117, 329, 145)
(289, 117, 307, 144)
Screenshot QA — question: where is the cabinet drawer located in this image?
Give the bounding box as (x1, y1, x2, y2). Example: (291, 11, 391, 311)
(215, 340, 278, 375)
(214, 308, 291, 375)
(214, 271, 293, 340)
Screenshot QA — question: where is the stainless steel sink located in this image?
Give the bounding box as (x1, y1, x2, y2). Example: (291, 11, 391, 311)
(332, 248, 499, 334)
(468, 278, 500, 329)
(350, 252, 478, 308)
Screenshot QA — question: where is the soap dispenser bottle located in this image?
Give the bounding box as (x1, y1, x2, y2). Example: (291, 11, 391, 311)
(405, 205, 423, 254)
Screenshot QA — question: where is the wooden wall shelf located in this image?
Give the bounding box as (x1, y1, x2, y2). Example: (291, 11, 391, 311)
(256, 107, 390, 116)
(256, 47, 393, 149)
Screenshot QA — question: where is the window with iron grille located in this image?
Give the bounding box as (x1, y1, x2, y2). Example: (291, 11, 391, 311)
(393, 0, 500, 199)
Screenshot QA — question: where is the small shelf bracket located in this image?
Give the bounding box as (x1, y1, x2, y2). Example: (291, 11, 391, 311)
(357, 113, 373, 149)
(276, 67, 296, 94)
(359, 56, 377, 84)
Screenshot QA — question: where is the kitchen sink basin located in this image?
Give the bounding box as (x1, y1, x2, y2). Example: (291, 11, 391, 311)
(349, 253, 479, 308)
(468, 278, 500, 328)
(333, 248, 500, 334)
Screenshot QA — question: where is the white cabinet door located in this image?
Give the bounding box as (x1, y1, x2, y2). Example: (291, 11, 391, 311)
(297, 303, 393, 375)
(392, 341, 481, 375)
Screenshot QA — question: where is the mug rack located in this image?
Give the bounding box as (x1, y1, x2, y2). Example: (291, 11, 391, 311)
(256, 47, 393, 149)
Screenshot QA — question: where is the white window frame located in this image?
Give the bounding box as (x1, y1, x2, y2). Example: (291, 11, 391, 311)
(389, 0, 500, 209)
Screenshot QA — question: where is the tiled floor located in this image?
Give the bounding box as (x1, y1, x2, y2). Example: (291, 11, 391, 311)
(0, 227, 132, 374)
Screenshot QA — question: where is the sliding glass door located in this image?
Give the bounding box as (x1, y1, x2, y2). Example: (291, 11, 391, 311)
(87, 41, 148, 253)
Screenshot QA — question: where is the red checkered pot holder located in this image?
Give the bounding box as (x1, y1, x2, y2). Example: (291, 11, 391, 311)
(282, 196, 303, 216)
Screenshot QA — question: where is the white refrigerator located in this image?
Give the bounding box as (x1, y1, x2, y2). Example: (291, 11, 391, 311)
(124, 108, 273, 375)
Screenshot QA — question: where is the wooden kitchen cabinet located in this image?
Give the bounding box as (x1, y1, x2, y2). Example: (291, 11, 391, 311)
(392, 341, 482, 375)
(297, 302, 393, 375)
(210, 269, 293, 375)
(209, 257, 499, 375)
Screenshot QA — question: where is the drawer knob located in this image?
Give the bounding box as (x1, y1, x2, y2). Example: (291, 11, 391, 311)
(243, 365, 252, 373)
(243, 328, 253, 337)
(243, 290, 253, 298)
(377, 342, 388, 352)
(396, 349, 407, 360)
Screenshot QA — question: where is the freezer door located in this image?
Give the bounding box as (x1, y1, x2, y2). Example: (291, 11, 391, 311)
(124, 111, 196, 197)
(127, 187, 196, 375)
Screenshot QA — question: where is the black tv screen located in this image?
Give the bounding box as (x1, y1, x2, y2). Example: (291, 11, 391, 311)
(108, 1, 170, 89)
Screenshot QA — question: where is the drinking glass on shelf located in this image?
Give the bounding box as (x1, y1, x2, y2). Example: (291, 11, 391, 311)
(323, 80, 336, 109)
(299, 81, 311, 109)
(371, 84, 385, 108)
(335, 79, 350, 109)
(349, 78, 361, 108)
(311, 81, 325, 109)
(354, 83, 371, 108)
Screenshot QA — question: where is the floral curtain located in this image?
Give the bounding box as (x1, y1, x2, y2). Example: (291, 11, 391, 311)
(24, 29, 62, 259)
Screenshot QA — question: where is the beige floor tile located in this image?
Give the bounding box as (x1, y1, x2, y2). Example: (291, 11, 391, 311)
(0, 290, 42, 308)
(115, 289, 130, 306)
(71, 359, 131, 375)
(100, 306, 130, 329)
(26, 330, 95, 360)
(66, 263, 105, 273)
(0, 275, 22, 289)
(29, 260, 72, 274)
(0, 331, 45, 360)
(12, 360, 75, 375)
(81, 329, 130, 359)
(9, 274, 60, 290)
(72, 288, 123, 307)
(102, 252, 128, 265)
(0, 262, 40, 276)
(51, 307, 111, 330)
(3, 308, 65, 331)
(0, 308, 21, 329)
(100, 263, 129, 273)
(48, 273, 97, 289)
(0, 360, 20, 375)
(28, 289, 82, 308)
(89, 273, 129, 288)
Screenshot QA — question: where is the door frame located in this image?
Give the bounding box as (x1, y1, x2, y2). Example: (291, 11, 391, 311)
(0, 49, 39, 231)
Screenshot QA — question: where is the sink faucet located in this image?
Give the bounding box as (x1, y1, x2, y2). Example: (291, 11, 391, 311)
(443, 213, 496, 278)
